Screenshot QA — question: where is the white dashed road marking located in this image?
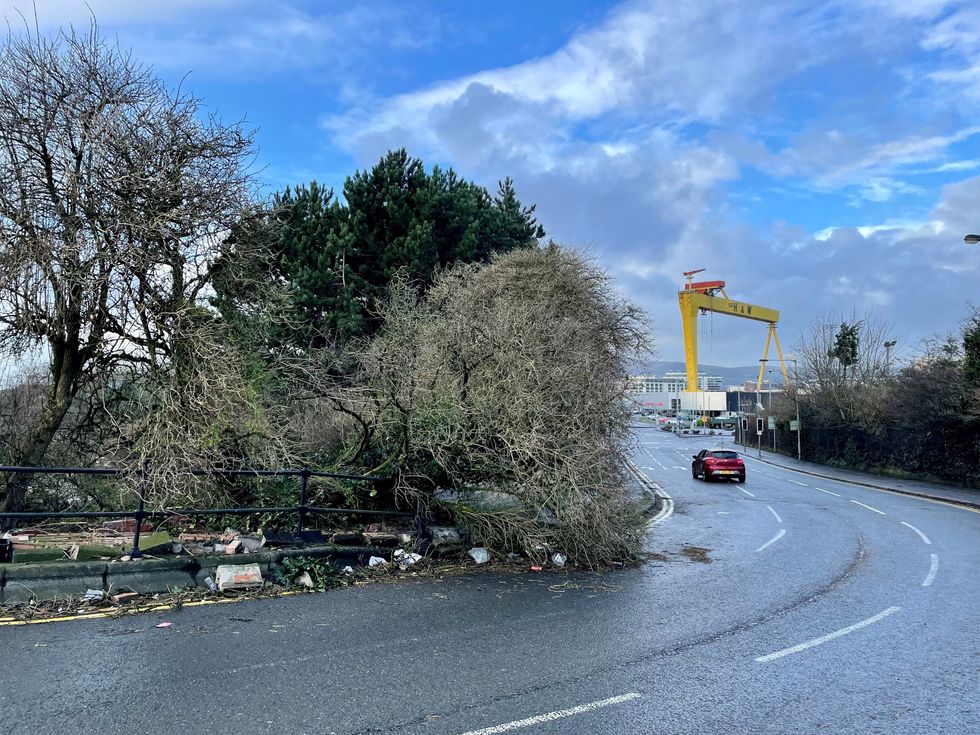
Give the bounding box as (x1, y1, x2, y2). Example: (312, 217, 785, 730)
(756, 528, 785, 552)
(922, 554, 939, 587)
(755, 607, 901, 663)
(767, 505, 782, 523)
(786, 478, 807, 486)
(849, 499, 886, 515)
(457, 693, 643, 735)
(814, 487, 841, 497)
(900, 521, 931, 545)
(738, 487, 755, 498)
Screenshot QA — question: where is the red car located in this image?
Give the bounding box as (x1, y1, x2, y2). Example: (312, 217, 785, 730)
(692, 448, 746, 482)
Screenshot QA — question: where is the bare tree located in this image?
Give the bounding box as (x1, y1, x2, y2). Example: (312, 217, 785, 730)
(796, 311, 894, 428)
(0, 22, 260, 515)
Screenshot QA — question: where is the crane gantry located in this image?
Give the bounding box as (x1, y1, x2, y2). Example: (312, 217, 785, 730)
(677, 269, 788, 393)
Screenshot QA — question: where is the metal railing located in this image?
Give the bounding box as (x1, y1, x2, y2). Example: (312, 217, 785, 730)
(0, 465, 408, 559)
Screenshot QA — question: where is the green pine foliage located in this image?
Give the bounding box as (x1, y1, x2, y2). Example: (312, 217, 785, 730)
(236, 149, 545, 350)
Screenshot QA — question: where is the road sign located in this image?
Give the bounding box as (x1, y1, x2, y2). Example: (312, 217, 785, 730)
(767, 416, 776, 430)
(756, 417, 764, 436)
(789, 419, 800, 431)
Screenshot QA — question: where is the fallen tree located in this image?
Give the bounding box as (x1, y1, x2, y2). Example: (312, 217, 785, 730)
(348, 246, 653, 567)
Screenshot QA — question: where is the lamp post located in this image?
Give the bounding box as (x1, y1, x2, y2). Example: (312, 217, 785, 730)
(768, 368, 775, 451)
(788, 355, 802, 460)
(737, 386, 744, 449)
(758, 357, 768, 454)
(758, 357, 768, 413)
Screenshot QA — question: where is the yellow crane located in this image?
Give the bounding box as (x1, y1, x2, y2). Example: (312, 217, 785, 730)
(677, 269, 788, 392)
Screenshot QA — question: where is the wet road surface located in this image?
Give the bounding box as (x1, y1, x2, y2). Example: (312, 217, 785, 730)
(1, 428, 977, 735)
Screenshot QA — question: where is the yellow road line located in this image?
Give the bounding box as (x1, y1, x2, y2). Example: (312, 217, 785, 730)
(0, 590, 303, 627)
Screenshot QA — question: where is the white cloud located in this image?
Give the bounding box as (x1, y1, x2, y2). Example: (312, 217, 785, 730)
(0, 1, 443, 77)
(848, 177, 924, 205)
(15, 0, 975, 362)
(317, 0, 980, 361)
(327, 0, 821, 159)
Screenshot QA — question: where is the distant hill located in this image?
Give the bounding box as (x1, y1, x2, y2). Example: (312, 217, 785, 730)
(631, 360, 762, 388)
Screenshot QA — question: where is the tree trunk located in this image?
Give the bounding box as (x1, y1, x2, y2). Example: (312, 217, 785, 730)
(0, 349, 81, 527)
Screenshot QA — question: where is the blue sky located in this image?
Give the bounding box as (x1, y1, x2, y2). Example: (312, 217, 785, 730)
(7, 0, 979, 365)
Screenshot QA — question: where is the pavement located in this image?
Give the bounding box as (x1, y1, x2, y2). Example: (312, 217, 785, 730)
(744, 443, 980, 508)
(1, 428, 978, 734)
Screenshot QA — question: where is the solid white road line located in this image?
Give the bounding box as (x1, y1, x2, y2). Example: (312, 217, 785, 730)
(900, 521, 931, 545)
(786, 478, 808, 486)
(627, 461, 674, 526)
(672, 465, 685, 470)
(755, 606, 901, 663)
(738, 486, 756, 498)
(457, 693, 643, 735)
(922, 554, 939, 587)
(755, 528, 786, 552)
(814, 487, 841, 497)
(767, 505, 783, 523)
(849, 499, 886, 515)
(650, 482, 675, 525)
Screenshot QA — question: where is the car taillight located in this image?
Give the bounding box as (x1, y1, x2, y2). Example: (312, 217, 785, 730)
(704, 458, 717, 465)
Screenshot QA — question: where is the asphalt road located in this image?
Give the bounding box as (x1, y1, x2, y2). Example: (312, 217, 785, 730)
(2, 428, 978, 735)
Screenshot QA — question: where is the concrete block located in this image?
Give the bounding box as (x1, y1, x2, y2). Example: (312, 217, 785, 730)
(215, 563, 263, 591)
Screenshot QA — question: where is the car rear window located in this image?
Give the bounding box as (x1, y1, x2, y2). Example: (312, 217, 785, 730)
(709, 451, 739, 459)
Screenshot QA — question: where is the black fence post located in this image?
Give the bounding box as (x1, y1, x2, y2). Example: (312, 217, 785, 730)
(129, 461, 148, 560)
(296, 468, 310, 533)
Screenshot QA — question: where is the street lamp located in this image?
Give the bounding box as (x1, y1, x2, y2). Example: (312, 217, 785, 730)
(787, 354, 802, 461)
(757, 358, 768, 413)
(767, 369, 774, 411)
(965, 234, 980, 245)
(767, 368, 775, 451)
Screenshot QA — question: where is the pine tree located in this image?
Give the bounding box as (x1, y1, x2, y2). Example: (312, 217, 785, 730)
(248, 150, 546, 348)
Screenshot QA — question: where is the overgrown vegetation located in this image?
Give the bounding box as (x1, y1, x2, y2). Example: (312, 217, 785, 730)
(773, 309, 980, 487)
(343, 248, 652, 566)
(0, 20, 650, 566)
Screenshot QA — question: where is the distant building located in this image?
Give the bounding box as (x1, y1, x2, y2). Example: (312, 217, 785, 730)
(660, 371, 723, 391)
(627, 375, 685, 394)
(627, 373, 727, 415)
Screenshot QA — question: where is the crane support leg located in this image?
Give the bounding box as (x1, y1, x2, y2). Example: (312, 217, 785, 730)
(678, 291, 700, 392)
(772, 326, 789, 386)
(756, 326, 772, 392)
(756, 323, 790, 391)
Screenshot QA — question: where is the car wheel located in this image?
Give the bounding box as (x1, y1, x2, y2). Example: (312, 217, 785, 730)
(691, 469, 697, 479)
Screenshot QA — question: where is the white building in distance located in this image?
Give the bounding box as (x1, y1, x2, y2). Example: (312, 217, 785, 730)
(627, 372, 723, 393)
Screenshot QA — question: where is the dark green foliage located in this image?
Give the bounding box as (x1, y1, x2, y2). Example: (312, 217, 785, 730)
(233, 150, 545, 349)
(829, 321, 860, 376)
(786, 310, 980, 488)
(276, 555, 348, 590)
(271, 181, 366, 348)
(963, 306, 980, 389)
